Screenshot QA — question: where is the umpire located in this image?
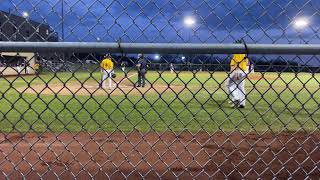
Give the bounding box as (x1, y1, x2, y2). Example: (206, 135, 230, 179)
(136, 53, 148, 87)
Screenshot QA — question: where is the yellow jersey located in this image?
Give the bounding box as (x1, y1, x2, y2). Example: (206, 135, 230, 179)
(230, 54, 248, 72)
(34, 63, 40, 70)
(100, 58, 114, 70)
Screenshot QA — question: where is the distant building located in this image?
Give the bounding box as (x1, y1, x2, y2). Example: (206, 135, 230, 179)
(0, 10, 58, 42)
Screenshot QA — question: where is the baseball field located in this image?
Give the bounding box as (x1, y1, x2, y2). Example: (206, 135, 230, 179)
(0, 69, 319, 179)
(0, 70, 319, 133)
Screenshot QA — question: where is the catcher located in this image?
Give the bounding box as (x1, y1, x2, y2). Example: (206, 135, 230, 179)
(100, 54, 116, 89)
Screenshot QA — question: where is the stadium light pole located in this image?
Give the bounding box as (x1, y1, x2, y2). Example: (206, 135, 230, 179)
(61, 0, 65, 41)
(22, 11, 30, 41)
(293, 17, 309, 44)
(183, 16, 196, 42)
(61, 0, 65, 65)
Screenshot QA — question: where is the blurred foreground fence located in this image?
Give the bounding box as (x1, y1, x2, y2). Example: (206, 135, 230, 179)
(0, 0, 320, 178)
(1, 0, 320, 44)
(0, 42, 319, 179)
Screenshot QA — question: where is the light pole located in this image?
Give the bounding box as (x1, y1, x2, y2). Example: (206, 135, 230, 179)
(292, 17, 309, 69)
(61, 0, 65, 41)
(22, 12, 29, 41)
(21, 11, 30, 73)
(183, 16, 196, 68)
(293, 17, 309, 44)
(183, 16, 196, 42)
(61, 0, 65, 65)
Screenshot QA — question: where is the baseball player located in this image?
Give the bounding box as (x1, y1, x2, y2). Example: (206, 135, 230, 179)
(34, 63, 40, 75)
(250, 63, 255, 74)
(16, 60, 22, 74)
(170, 63, 174, 73)
(225, 40, 249, 108)
(121, 61, 126, 72)
(136, 53, 148, 87)
(246, 60, 255, 74)
(100, 54, 114, 89)
(246, 60, 250, 74)
(26, 61, 31, 74)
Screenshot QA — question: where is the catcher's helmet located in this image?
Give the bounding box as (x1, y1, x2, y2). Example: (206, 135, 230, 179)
(111, 73, 116, 78)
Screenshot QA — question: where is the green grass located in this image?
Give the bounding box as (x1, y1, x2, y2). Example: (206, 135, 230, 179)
(0, 70, 319, 133)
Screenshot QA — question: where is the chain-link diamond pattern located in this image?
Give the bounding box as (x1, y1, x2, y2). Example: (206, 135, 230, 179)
(0, 0, 320, 179)
(0, 0, 320, 43)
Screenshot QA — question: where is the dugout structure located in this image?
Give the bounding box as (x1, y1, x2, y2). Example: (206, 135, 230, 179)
(0, 52, 36, 75)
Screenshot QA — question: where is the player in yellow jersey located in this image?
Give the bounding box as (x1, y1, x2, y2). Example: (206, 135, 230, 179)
(100, 54, 114, 89)
(226, 40, 249, 108)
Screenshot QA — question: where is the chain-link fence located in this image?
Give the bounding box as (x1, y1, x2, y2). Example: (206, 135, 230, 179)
(1, 0, 320, 44)
(0, 0, 320, 179)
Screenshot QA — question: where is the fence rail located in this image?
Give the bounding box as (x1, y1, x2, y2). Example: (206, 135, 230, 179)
(1, 42, 320, 54)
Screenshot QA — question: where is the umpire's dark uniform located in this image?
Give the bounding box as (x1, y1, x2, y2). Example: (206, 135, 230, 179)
(137, 56, 147, 87)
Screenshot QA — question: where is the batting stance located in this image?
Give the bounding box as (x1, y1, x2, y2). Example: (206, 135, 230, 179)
(100, 54, 115, 89)
(226, 40, 249, 108)
(136, 54, 148, 87)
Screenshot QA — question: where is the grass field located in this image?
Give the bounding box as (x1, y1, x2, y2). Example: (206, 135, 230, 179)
(0, 69, 319, 133)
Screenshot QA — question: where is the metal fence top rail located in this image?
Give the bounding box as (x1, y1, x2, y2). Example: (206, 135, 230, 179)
(0, 42, 320, 55)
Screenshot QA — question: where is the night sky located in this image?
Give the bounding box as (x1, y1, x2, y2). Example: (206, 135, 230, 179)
(1, 0, 320, 44)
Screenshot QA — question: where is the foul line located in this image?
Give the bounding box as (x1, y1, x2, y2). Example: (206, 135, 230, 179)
(116, 73, 137, 85)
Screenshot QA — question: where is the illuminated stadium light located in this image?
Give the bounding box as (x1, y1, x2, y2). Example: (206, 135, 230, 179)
(22, 11, 29, 18)
(293, 18, 309, 29)
(184, 16, 196, 27)
(154, 54, 160, 60)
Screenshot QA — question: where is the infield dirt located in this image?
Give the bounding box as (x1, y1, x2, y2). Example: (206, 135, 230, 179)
(0, 131, 319, 179)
